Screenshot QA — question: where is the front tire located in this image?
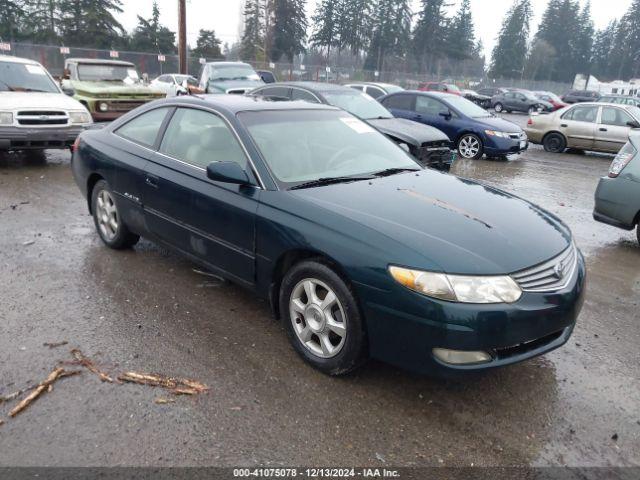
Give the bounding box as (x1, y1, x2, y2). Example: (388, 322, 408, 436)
(457, 134, 484, 160)
(494, 103, 504, 113)
(279, 260, 368, 376)
(91, 180, 140, 249)
(543, 132, 567, 153)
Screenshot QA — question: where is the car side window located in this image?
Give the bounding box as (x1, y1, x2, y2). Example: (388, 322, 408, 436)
(255, 86, 291, 100)
(600, 107, 633, 127)
(382, 94, 414, 111)
(350, 85, 364, 91)
(416, 96, 447, 115)
(115, 107, 170, 148)
(367, 86, 386, 99)
(563, 105, 598, 123)
(291, 88, 320, 103)
(159, 108, 248, 170)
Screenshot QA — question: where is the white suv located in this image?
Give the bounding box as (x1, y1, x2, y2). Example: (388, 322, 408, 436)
(0, 55, 92, 151)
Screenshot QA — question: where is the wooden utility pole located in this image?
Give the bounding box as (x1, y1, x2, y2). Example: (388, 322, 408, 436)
(178, 0, 187, 74)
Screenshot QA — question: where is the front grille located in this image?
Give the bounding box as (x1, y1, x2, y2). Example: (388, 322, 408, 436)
(16, 110, 69, 126)
(511, 243, 578, 292)
(494, 330, 564, 359)
(106, 101, 146, 112)
(423, 139, 453, 151)
(418, 141, 454, 170)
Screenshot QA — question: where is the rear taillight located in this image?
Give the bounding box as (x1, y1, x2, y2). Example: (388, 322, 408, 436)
(527, 118, 533, 126)
(71, 136, 81, 153)
(609, 141, 636, 177)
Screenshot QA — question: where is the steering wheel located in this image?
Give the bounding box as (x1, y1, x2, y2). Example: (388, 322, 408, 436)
(327, 146, 361, 171)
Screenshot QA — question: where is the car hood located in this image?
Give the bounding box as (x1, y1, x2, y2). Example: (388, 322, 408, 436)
(367, 117, 450, 146)
(474, 116, 523, 133)
(69, 81, 164, 96)
(207, 79, 265, 92)
(291, 171, 571, 275)
(0, 91, 87, 111)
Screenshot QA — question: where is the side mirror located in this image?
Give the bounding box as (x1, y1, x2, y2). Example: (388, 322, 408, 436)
(62, 68, 71, 80)
(206, 161, 251, 185)
(62, 86, 75, 97)
(627, 120, 640, 129)
(439, 110, 452, 120)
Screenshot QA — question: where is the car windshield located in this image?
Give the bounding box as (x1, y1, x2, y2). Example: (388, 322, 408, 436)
(78, 64, 139, 82)
(443, 95, 491, 118)
(446, 84, 461, 93)
(627, 106, 640, 119)
(175, 75, 198, 86)
(210, 64, 260, 81)
(239, 110, 418, 187)
(0, 61, 59, 93)
(322, 91, 393, 120)
(539, 92, 561, 102)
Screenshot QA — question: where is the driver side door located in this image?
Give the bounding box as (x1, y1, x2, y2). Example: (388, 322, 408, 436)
(414, 95, 458, 139)
(143, 107, 260, 285)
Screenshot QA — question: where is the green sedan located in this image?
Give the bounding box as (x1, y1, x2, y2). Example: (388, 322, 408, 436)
(594, 131, 640, 244)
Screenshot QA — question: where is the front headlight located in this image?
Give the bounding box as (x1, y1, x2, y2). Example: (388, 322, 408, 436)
(485, 130, 510, 138)
(389, 266, 522, 304)
(0, 112, 13, 125)
(69, 111, 92, 124)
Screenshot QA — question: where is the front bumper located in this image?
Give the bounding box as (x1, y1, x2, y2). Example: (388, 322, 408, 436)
(0, 125, 85, 150)
(359, 251, 586, 376)
(484, 135, 529, 156)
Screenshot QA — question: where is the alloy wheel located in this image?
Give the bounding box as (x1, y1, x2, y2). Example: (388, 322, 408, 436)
(95, 189, 119, 241)
(494, 103, 503, 113)
(289, 278, 347, 359)
(459, 135, 481, 159)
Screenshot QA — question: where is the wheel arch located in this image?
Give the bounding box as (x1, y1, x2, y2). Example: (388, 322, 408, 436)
(86, 173, 104, 214)
(268, 248, 355, 320)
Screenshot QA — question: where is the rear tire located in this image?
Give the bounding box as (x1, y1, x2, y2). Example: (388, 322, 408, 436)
(91, 180, 140, 250)
(279, 260, 368, 376)
(543, 133, 567, 154)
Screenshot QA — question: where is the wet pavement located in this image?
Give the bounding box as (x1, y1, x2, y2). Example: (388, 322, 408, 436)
(0, 116, 639, 468)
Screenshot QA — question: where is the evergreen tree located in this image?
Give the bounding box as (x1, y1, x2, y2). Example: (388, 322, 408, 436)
(572, 0, 594, 76)
(489, 0, 532, 79)
(364, 0, 411, 72)
(269, 0, 307, 63)
(591, 20, 618, 79)
(310, 0, 339, 57)
(240, 0, 264, 61)
(336, 0, 373, 56)
(0, 0, 26, 42)
(444, 0, 476, 61)
(129, 1, 175, 53)
(24, 0, 60, 43)
(412, 0, 449, 73)
(192, 29, 223, 59)
(58, 0, 124, 49)
(609, 0, 640, 79)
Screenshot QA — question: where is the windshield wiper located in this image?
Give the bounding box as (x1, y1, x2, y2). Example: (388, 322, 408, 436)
(22, 88, 50, 93)
(290, 175, 375, 190)
(0, 79, 16, 91)
(371, 167, 420, 178)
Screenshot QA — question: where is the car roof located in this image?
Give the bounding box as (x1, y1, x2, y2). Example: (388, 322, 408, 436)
(410, 90, 459, 99)
(0, 55, 40, 65)
(170, 94, 339, 114)
(262, 82, 355, 94)
(66, 58, 135, 67)
(204, 61, 252, 67)
(346, 82, 399, 89)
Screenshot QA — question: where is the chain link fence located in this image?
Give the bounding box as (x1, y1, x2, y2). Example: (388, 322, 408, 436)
(2, 42, 573, 95)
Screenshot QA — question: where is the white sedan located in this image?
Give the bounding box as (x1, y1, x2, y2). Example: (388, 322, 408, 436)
(150, 74, 200, 97)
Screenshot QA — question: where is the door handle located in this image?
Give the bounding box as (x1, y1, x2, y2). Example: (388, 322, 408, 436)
(599, 128, 608, 132)
(145, 175, 159, 188)
(560, 124, 568, 128)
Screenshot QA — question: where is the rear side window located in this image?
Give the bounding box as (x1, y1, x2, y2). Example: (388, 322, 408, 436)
(366, 86, 386, 99)
(115, 108, 170, 148)
(562, 105, 598, 123)
(291, 88, 320, 103)
(160, 108, 247, 169)
(382, 94, 414, 111)
(255, 86, 290, 100)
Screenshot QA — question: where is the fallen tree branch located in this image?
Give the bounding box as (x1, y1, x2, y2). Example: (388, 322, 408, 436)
(43, 341, 68, 349)
(9, 368, 80, 417)
(70, 349, 114, 383)
(118, 372, 208, 395)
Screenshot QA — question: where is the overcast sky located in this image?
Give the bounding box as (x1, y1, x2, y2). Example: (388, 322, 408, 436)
(118, 0, 632, 59)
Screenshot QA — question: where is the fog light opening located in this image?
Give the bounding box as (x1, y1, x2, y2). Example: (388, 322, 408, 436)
(99, 102, 109, 112)
(433, 348, 492, 365)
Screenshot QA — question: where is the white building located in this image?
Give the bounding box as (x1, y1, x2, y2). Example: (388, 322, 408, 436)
(573, 74, 640, 97)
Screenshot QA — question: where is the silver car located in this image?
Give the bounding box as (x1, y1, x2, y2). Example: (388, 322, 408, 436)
(525, 102, 640, 154)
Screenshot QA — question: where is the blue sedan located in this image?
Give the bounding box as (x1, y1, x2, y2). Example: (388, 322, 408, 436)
(72, 95, 585, 377)
(380, 91, 529, 160)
